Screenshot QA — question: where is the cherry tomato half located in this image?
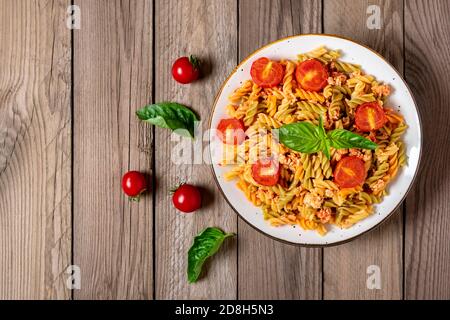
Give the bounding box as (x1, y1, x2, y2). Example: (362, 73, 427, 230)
(172, 184, 202, 213)
(171, 55, 200, 84)
(217, 118, 246, 145)
(122, 171, 148, 199)
(355, 102, 387, 132)
(334, 156, 367, 188)
(251, 158, 280, 186)
(250, 57, 284, 88)
(295, 59, 328, 92)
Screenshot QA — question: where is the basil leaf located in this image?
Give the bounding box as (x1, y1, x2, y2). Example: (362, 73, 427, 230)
(316, 117, 331, 159)
(188, 227, 235, 283)
(279, 122, 323, 154)
(136, 102, 199, 138)
(316, 116, 327, 140)
(328, 129, 378, 150)
(322, 139, 331, 160)
(279, 119, 377, 156)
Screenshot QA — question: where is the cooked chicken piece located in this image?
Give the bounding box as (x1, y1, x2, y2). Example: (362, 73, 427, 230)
(371, 179, 386, 194)
(325, 189, 335, 198)
(349, 148, 364, 160)
(332, 72, 347, 86)
(372, 84, 391, 97)
(317, 207, 332, 224)
(304, 192, 323, 209)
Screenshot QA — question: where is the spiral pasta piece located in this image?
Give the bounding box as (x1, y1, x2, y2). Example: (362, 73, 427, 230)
(295, 88, 326, 103)
(297, 46, 341, 65)
(345, 93, 376, 109)
(229, 80, 253, 103)
(334, 60, 361, 73)
(282, 60, 296, 101)
(390, 122, 407, 143)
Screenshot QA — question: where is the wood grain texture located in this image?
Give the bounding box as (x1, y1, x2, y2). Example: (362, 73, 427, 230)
(323, 0, 404, 300)
(1, 0, 449, 301)
(238, 0, 322, 300)
(73, 0, 153, 299)
(154, 0, 238, 299)
(0, 0, 71, 299)
(404, 0, 450, 299)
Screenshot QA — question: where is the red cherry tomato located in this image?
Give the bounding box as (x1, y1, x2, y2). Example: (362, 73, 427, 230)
(355, 102, 387, 132)
(250, 57, 284, 88)
(171, 55, 200, 84)
(217, 118, 246, 145)
(334, 156, 367, 188)
(295, 59, 328, 92)
(172, 184, 202, 213)
(122, 171, 148, 199)
(251, 158, 280, 186)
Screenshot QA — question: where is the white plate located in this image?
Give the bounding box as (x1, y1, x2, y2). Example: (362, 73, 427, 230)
(209, 34, 422, 246)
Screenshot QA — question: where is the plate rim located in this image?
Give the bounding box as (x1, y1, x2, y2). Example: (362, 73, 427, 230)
(208, 33, 423, 247)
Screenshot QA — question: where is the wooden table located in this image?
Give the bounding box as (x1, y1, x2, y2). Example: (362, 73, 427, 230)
(0, 0, 449, 300)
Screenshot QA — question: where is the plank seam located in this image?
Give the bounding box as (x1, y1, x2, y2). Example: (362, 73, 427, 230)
(236, 0, 240, 301)
(70, 0, 75, 301)
(321, 0, 325, 36)
(321, 0, 325, 301)
(151, 0, 156, 301)
(402, 0, 406, 301)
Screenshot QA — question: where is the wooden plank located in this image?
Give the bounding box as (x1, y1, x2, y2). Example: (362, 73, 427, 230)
(0, 0, 71, 299)
(154, 0, 238, 299)
(238, 0, 323, 300)
(323, 0, 404, 299)
(404, 0, 450, 299)
(73, 0, 153, 299)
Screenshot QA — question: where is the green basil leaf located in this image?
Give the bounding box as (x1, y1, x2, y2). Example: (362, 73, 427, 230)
(188, 227, 235, 283)
(279, 122, 322, 153)
(136, 102, 199, 138)
(316, 117, 331, 159)
(316, 116, 327, 140)
(322, 139, 331, 160)
(328, 129, 378, 150)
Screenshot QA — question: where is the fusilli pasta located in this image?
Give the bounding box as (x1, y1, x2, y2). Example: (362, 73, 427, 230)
(220, 47, 408, 235)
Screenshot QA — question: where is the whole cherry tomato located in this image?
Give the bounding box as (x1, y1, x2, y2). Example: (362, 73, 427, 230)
(122, 171, 148, 200)
(172, 55, 200, 84)
(172, 183, 202, 213)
